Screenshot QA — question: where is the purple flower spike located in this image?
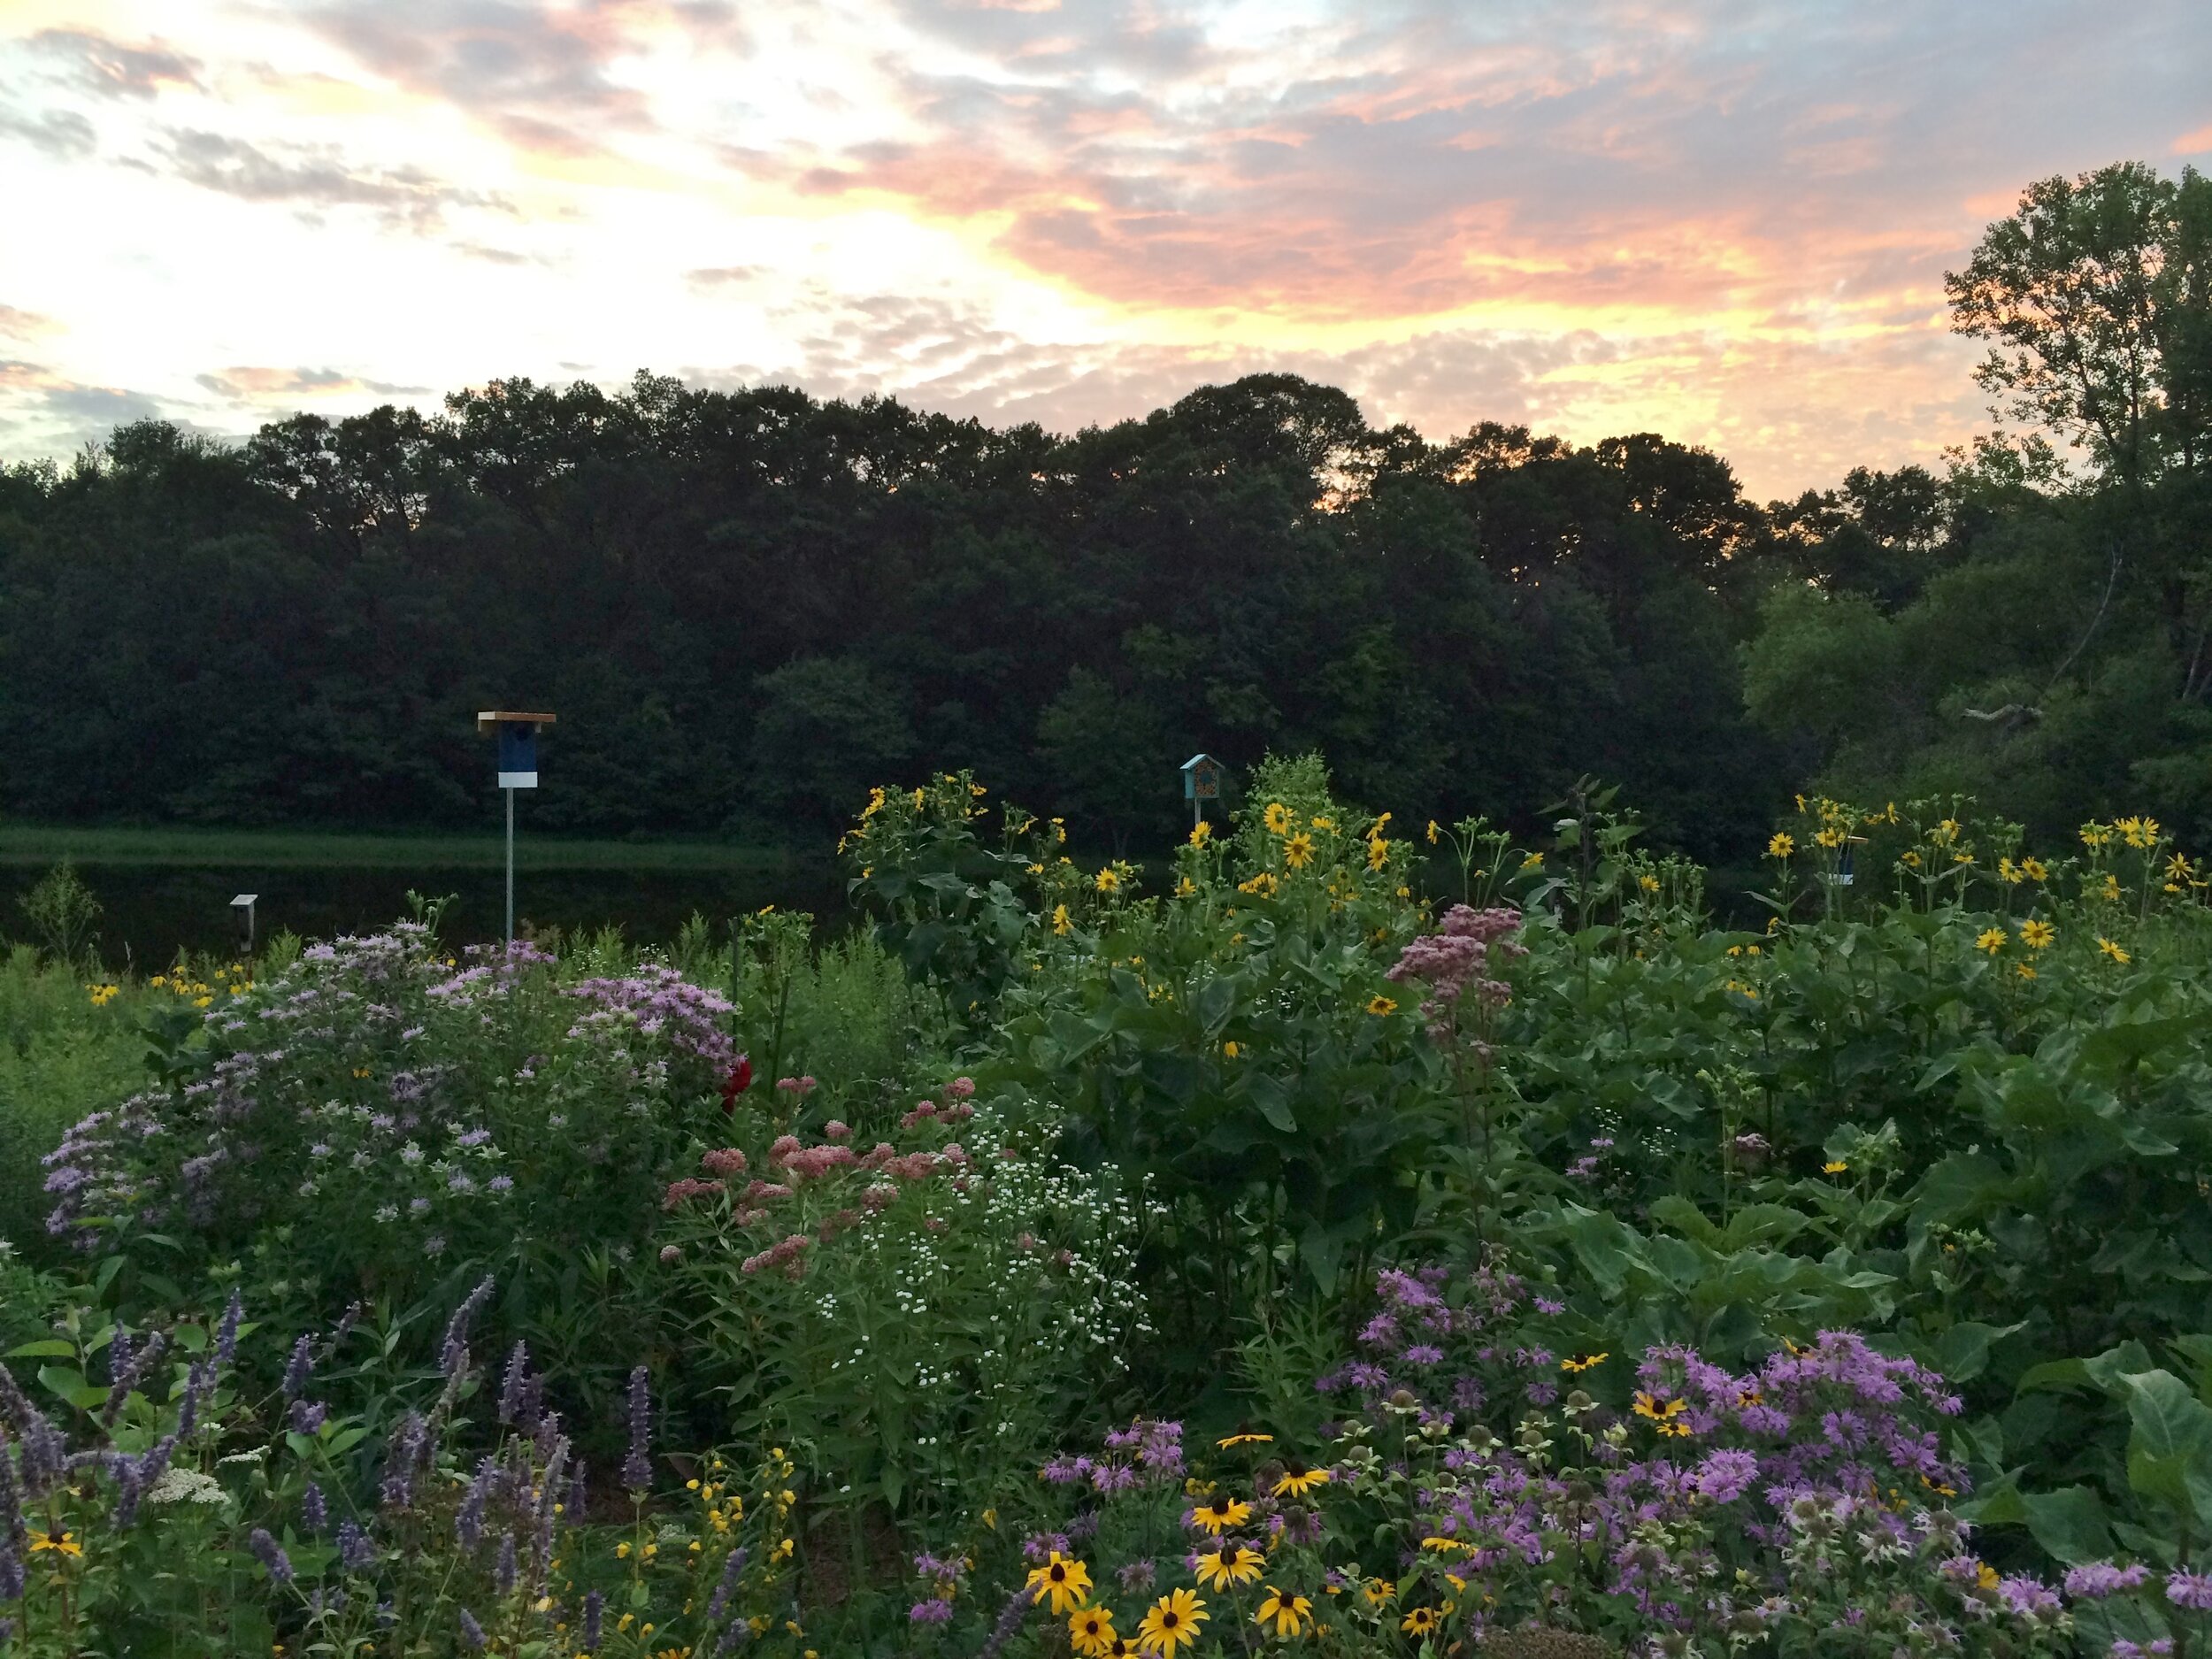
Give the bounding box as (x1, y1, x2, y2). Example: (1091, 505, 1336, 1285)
(621, 1365, 652, 1491)
(248, 1527, 294, 1585)
(280, 1333, 314, 1401)
(215, 1290, 244, 1366)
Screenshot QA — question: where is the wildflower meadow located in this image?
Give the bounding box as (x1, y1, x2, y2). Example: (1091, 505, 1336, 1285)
(4, 756, 2212, 1659)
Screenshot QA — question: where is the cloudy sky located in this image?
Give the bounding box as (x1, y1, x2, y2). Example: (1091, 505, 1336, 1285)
(3, 1, 2207, 499)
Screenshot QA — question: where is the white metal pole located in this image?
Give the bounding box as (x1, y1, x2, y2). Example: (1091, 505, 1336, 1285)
(505, 785, 515, 947)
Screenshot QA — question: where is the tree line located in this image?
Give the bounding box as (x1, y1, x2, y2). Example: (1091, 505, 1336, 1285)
(1, 159, 2206, 864)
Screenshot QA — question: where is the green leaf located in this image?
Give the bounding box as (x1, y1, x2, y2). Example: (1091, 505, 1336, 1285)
(2021, 1486, 2116, 1563)
(1932, 1321, 2025, 1385)
(2121, 1370, 2212, 1506)
(5, 1340, 77, 1359)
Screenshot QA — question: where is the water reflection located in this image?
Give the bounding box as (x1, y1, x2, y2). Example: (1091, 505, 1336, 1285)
(0, 859, 847, 969)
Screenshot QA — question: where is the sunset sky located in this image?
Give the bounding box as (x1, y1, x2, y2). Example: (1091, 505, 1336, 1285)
(3, 1, 2208, 499)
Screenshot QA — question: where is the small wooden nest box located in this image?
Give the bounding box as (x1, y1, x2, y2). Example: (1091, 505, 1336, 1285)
(480, 710, 556, 789)
(1181, 753, 1224, 801)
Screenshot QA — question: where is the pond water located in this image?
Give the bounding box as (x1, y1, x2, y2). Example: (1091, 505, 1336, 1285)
(0, 858, 849, 970)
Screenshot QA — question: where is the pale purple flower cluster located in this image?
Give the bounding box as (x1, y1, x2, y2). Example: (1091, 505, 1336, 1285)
(1384, 904, 1525, 1038)
(564, 965, 736, 1066)
(2064, 1563, 2150, 1598)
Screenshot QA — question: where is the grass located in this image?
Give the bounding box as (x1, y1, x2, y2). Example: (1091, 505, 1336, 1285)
(0, 825, 800, 872)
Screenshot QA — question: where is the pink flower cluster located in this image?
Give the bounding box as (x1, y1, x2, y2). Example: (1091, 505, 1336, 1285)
(740, 1233, 810, 1277)
(701, 1147, 748, 1176)
(899, 1076, 979, 1130)
(1384, 904, 1525, 1038)
(661, 1177, 726, 1210)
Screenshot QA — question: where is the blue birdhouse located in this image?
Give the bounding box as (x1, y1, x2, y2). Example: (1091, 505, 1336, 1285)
(1181, 753, 1224, 802)
(479, 710, 556, 788)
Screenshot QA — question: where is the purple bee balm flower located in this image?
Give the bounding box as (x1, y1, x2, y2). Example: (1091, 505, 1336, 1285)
(910, 1599, 955, 1624)
(1693, 1448, 1761, 1503)
(2169, 1570, 2212, 1611)
(1997, 1576, 2062, 1619)
(2065, 1563, 2149, 1599)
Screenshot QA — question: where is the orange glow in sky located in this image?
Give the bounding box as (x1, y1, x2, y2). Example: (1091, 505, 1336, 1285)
(3, 1, 2208, 497)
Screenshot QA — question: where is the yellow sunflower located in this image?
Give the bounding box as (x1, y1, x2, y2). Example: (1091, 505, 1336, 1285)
(1284, 833, 1316, 870)
(1263, 802, 1292, 835)
(1365, 995, 1397, 1017)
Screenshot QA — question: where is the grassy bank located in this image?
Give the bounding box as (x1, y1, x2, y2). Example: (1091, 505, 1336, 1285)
(0, 824, 799, 872)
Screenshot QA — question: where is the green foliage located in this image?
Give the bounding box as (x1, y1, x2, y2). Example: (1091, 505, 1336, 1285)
(662, 1086, 1144, 1548)
(17, 860, 100, 968)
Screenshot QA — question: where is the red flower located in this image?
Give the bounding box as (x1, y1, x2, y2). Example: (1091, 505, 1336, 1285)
(721, 1056, 753, 1114)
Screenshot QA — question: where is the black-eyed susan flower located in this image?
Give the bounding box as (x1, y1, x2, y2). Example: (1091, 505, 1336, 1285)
(1194, 1543, 1264, 1591)
(29, 1529, 82, 1558)
(1632, 1392, 1692, 1436)
(1559, 1352, 1609, 1374)
(1140, 1588, 1207, 1657)
(1363, 1578, 1396, 1607)
(1069, 1605, 1118, 1656)
(1216, 1430, 1272, 1448)
(1255, 1586, 1312, 1639)
(1401, 1605, 1440, 1636)
(1026, 1552, 1092, 1614)
(1272, 1460, 1330, 1499)
(1190, 1494, 1251, 1534)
